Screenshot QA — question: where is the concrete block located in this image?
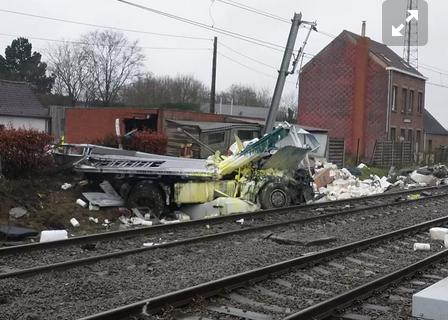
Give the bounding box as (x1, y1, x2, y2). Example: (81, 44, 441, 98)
(413, 276, 448, 320)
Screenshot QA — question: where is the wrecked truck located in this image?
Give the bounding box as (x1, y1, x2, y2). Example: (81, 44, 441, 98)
(70, 123, 317, 217)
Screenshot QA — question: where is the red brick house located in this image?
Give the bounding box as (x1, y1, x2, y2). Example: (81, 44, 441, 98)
(298, 25, 428, 160)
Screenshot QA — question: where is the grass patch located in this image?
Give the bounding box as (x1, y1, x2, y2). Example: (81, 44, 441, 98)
(358, 166, 390, 180)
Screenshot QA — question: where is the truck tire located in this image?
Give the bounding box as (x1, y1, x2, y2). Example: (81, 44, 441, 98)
(127, 183, 165, 218)
(259, 183, 291, 210)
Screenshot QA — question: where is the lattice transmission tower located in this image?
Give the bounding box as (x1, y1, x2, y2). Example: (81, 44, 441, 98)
(403, 0, 419, 69)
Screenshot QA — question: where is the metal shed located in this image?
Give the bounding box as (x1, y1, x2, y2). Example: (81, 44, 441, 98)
(165, 119, 261, 158)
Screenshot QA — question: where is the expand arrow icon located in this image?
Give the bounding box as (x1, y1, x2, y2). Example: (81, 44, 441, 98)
(392, 24, 404, 36)
(406, 9, 419, 22)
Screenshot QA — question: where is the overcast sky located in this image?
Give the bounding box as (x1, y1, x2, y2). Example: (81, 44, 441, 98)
(0, 0, 447, 126)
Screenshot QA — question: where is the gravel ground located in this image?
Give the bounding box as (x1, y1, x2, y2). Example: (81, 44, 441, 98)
(158, 235, 448, 320)
(1, 197, 448, 319)
(338, 264, 448, 320)
(1, 191, 446, 270)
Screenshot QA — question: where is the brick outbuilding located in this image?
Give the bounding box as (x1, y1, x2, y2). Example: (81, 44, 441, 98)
(298, 25, 428, 160)
(424, 109, 448, 152)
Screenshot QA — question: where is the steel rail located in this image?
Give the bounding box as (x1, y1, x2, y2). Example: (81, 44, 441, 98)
(76, 214, 448, 320)
(283, 250, 448, 320)
(0, 185, 443, 257)
(2, 192, 448, 280)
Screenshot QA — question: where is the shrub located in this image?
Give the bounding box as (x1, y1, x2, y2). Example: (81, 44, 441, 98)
(89, 131, 168, 155)
(0, 126, 54, 178)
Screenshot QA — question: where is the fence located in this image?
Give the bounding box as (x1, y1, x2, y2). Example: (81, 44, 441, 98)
(371, 140, 413, 166)
(328, 138, 345, 167)
(434, 147, 448, 164)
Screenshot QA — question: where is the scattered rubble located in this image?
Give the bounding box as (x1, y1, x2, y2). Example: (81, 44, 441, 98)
(40, 230, 68, 243)
(413, 243, 430, 251)
(429, 227, 448, 241)
(61, 183, 74, 190)
(311, 159, 448, 202)
(89, 217, 99, 224)
(70, 218, 80, 227)
(9, 207, 27, 220)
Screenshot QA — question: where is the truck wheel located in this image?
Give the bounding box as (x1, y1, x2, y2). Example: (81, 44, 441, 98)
(127, 184, 165, 218)
(259, 183, 291, 209)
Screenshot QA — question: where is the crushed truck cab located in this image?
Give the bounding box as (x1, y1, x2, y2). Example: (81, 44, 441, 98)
(71, 122, 318, 217)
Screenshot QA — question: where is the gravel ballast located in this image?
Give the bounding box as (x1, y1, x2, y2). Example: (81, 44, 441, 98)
(1, 191, 447, 270)
(166, 234, 448, 320)
(1, 197, 448, 319)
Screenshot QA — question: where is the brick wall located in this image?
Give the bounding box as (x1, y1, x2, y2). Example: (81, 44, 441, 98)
(65, 108, 230, 143)
(158, 109, 228, 134)
(299, 33, 356, 153)
(389, 72, 425, 145)
(65, 108, 158, 143)
(426, 133, 448, 151)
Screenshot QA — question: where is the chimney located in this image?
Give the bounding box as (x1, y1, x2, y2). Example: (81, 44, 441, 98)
(361, 21, 366, 37)
(352, 21, 370, 159)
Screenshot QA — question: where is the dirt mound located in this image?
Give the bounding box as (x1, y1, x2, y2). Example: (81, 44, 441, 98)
(0, 175, 118, 235)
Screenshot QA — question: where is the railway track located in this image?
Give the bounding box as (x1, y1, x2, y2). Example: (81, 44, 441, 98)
(0, 185, 443, 258)
(1, 191, 448, 319)
(1, 188, 448, 278)
(330, 261, 448, 320)
(77, 217, 448, 320)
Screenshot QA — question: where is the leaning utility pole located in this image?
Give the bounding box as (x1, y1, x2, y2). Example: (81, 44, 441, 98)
(264, 13, 302, 135)
(210, 36, 218, 114)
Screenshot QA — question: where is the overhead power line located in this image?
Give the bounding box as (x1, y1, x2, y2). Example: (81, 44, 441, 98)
(316, 30, 337, 39)
(219, 42, 277, 70)
(215, 0, 290, 24)
(427, 82, 448, 89)
(218, 52, 296, 85)
(0, 8, 211, 41)
(0, 32, 211, 51)
(419, 64, 448, 76)
(114, 0, 285, 52)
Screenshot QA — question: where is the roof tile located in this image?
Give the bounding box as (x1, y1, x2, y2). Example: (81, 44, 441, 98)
(424, 110, 448, 135)
(0, 80, 48, 118)
(344, 30, 424, 77)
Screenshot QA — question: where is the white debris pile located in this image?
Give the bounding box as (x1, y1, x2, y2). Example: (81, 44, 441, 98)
(312, 159, 391, 202)
(313, 161, 448, 203)
(407, 164, 448, 187)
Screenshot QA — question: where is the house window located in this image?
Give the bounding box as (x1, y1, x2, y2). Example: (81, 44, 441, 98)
(237, 130, 254, 141)
(208, 132, 225, 144)
(416, 130, 421, 151)
(400, 128, 406, 141)
(417, 92, 424, 115)
(391, 86, 398, 111)
(409, 90, 414, 114)
(428, 139, 433, 152)
(402, 88, 407, 113)
(390, 127, 396, 141)
(408, 129, 413, 143)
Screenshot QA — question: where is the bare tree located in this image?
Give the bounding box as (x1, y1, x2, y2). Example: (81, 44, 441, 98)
(81, 30, 145, 107)
(256, 86, 272, 108)
(218, 84, 272, 107)
(47, 41, 89, 107)
(122, 73, 209, 106)
(277, 90, 298, 122)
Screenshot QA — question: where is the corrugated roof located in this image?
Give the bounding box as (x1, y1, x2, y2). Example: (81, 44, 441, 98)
(201, 103, 270, 119)
(227, 117, 329, 132)
(344, 30, 425, 78)
(166, 119, 260, 132)
(424, 110, 448, 135)
(0, 80, 48, 118)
